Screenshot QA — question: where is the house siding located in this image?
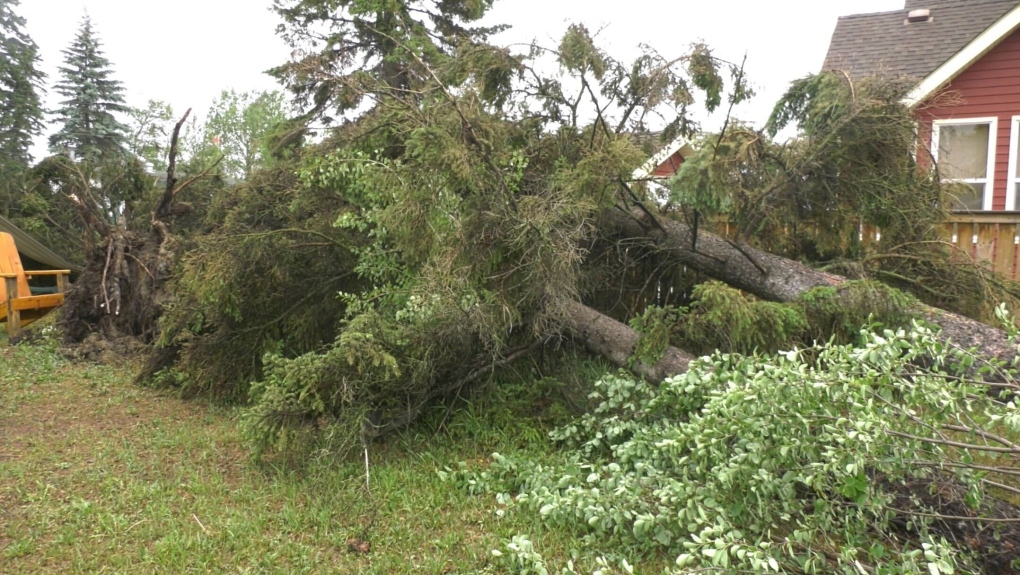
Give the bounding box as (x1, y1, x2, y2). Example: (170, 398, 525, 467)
(650, 151, 685, 177)
(918, 26, 1020, 210)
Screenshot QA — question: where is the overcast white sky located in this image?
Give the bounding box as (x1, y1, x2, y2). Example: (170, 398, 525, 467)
(21, 0, 905, 158)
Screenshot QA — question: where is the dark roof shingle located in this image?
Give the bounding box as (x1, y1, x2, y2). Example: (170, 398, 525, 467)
(822, 0, 1020, 80)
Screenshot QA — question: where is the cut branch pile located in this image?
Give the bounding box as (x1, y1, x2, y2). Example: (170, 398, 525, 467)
(547, 208, 1020, 571)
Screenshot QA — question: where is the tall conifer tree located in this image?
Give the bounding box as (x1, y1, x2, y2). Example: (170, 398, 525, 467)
(49, 15, 129, 160)
(0, 0, 45, 167)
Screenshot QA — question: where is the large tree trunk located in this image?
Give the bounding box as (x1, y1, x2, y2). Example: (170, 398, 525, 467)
(606, 208, 1018, 368)
(558, 298, 693, 381)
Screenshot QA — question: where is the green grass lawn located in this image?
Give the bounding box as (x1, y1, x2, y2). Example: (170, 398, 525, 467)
(0, 339, 585, 574)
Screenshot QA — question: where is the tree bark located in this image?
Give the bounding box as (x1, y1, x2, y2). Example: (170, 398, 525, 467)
(606, 208, 1018, 368)
(558, 298, 694, 382)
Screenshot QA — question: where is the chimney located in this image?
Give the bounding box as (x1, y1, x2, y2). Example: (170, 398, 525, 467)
(906, 8, 933, 24)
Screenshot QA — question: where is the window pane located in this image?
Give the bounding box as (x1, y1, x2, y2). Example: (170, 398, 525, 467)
(938, 123, 990, 179)
(947, 182, 985, 211)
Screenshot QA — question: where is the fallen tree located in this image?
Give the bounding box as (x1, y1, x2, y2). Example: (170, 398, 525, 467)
(37, 4, 1012, 570)
(608, 206, 1020, 369)
(144, 14, 1020, 465)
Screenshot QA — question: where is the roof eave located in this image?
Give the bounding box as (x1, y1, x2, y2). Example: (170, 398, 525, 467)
(632, 137, 694, 180)
(902, 3, 1020, 107)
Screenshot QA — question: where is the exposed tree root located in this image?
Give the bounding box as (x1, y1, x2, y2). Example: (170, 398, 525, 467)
(59, 110, 204, 349)
(59, 228, 168, 344)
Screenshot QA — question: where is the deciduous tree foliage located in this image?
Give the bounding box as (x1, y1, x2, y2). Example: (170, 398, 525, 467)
(454, 325, 1020, 574)
(203, 89, 287, 179)
(127, 99, 175, 172)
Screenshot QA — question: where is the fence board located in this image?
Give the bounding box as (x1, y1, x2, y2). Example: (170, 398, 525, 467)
(711, 214, 1020, 278)
(939, 216, 1020, 276)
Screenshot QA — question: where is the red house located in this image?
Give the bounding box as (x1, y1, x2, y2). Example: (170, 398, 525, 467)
(824, 0, 1020, 212)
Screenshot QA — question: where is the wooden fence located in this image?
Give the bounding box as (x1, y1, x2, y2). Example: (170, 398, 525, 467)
(913, 214, 1020, 280)
(711, 213, 1020, 280)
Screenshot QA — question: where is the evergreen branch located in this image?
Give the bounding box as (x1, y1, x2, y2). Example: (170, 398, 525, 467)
(362, 341, 540, 439)
(614, 53, 694, 134)
(170, 154, 224, 200)
(367, 25, 518, 213)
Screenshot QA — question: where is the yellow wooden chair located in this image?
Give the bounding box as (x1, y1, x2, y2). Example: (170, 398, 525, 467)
(0, 232, 71, 336)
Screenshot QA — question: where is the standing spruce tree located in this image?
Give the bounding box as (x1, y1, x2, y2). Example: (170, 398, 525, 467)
(49, 15, 129, 160)
(0, 0, 45, 214)
(0, 0, 44, 165)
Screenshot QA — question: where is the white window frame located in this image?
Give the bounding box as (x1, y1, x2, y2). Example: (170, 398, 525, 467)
(931, 116, 998, 212)
(1006, 115, 1020, 210)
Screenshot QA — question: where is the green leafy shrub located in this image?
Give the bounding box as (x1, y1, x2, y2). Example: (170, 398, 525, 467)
(448, 322, 1020, 574)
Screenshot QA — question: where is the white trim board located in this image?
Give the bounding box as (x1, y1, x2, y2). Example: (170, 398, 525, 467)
(1007, 115, 1020, 210)
(904, 4, 1020, 107)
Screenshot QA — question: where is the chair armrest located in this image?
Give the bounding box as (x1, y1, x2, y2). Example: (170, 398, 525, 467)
(23, 270, 72, 294)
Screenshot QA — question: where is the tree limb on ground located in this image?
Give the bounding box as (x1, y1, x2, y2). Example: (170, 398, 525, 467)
(557, 298, 693, 381)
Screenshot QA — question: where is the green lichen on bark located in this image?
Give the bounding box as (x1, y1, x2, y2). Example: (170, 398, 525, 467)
(798, 280, 919, 344)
